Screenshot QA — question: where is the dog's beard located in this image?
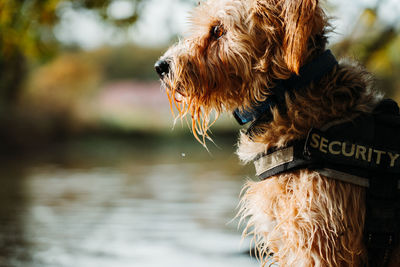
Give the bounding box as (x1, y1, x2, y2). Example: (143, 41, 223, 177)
(162, 74, 219, 148)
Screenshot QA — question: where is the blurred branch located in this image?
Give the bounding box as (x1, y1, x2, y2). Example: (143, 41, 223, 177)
(362, 27, 396, 63)
(0, 0, 146, 110)
(331, 1, 400, 100)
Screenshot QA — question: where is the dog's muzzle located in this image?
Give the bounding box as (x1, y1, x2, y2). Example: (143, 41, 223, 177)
(154, 59, 170, 79)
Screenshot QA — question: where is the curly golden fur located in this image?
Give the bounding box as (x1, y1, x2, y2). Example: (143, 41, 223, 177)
(156, 0, 399, 266)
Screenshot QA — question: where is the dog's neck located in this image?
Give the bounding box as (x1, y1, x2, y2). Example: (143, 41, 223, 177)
(233, 50, 338, 126)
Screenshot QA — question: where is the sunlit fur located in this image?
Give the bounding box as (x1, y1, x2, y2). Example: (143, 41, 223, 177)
(157, 0, 399, 265)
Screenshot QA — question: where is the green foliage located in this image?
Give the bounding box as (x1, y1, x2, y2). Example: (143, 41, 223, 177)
(0, 0, 144, 110)
(18, 43, 166, 125)
(13, 43, 168, 144)
(0, 0, 143, 60)
(332, 7, 400, 99)
(23, 52, 101, 112)
(90, 45, 167, 81)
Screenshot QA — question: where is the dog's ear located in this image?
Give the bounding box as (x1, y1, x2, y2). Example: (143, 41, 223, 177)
(281, 0, 322, 74)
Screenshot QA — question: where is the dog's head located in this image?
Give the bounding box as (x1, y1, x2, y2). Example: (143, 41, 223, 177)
(155, 0, 328, 141)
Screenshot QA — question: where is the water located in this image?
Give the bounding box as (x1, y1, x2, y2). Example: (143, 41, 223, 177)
(0, 136, 259, 267)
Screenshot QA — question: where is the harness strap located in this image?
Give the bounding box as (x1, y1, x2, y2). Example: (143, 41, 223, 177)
(254, 138, 400, 189)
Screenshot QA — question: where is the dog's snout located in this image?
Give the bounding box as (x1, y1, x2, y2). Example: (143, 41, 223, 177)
(155, 59, 170, 78)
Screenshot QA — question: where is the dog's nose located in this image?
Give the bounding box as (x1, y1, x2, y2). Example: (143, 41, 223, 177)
(154, 59, 170, 78)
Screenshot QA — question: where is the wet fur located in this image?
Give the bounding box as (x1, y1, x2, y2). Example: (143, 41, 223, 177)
(158, 0, 399, 265)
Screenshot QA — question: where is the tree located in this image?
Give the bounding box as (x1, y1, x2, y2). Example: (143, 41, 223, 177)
(0, 0, 144, 110)
(332, 5, 400, 100)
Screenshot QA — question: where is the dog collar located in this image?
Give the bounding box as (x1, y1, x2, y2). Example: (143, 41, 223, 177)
(233, 50, 338, 125)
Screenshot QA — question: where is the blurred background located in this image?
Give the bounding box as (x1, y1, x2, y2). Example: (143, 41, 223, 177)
(0, 0, 399, 266)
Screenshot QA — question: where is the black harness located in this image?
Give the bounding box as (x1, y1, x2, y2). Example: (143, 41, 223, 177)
(234, 51, 400, 266)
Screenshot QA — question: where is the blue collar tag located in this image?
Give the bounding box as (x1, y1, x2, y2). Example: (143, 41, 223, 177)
(233, 98, 275, 125)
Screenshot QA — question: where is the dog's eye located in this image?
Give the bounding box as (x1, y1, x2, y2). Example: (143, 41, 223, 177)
(211, 25, 225, 39)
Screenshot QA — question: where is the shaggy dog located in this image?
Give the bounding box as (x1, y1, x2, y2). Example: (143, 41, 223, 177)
(155, 0, 399, 266)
